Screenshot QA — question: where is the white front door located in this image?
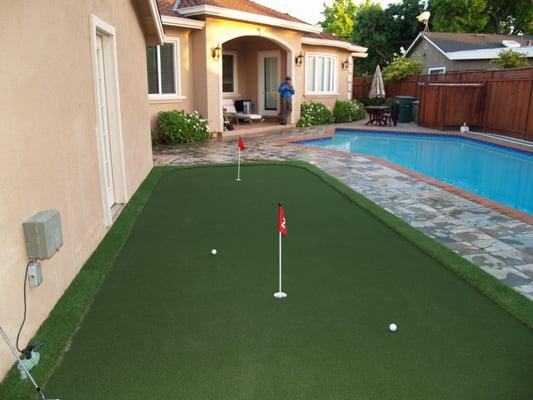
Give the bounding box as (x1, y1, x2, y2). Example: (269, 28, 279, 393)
(258, 51, 281, 116)
(95, 34, 115, 208)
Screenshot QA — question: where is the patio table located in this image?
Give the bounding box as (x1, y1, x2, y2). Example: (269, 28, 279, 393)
(365, 105, 391, 126)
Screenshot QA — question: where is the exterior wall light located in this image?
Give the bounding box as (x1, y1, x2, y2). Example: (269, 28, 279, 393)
(211, 45, 222, 60)
(295, 52, 304, 67)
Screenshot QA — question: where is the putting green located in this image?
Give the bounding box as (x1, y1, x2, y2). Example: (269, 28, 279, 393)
(38, 165, 533, 399)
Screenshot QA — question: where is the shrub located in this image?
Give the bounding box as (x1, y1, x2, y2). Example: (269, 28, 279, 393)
(491, 49, 528, 69)
(296, 101, 334, 128)
(382, 57, 422, 82)
(360, 96, 385, 106)
(158, 110, 209, 144)
(333, 100, 366, 123)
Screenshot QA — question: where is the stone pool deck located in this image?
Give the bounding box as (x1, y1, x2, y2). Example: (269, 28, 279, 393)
(153, 123, 533, 301)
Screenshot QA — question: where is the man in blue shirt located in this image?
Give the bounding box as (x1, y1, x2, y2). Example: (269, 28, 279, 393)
(278, 76, 295, 125)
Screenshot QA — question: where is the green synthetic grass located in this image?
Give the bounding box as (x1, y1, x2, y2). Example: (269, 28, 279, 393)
(2, 163, 533, 399)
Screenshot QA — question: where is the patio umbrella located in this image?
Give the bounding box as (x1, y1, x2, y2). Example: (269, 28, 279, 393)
(369, 65, 386, 99)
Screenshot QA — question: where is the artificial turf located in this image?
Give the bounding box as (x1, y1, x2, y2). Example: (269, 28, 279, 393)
(4, 164, 533, 399)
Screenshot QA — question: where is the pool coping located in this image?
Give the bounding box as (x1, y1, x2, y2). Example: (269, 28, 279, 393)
(278, 126, 533, 226)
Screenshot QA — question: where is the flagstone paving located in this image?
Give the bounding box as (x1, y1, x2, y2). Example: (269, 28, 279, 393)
(153, 124, 533, 300)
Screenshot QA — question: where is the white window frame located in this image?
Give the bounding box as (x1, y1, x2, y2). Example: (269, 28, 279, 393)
(147, 39, 181, 100)
(305, 53, 338, 95)
(222, 50, 238, 96)
(428, 66, 446, 75)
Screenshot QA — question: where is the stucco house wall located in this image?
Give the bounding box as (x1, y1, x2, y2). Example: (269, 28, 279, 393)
(149, 16, 358, 134)
(302, 44, 353, 108)
(0, 0, 155, 379)
(148, 26, 195, 134)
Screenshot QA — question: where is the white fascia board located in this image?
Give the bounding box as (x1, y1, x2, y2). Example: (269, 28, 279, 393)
(301, 37, 367, 53)
(404, 33, 449, 59)
(174, 5, 321, 33)
(447, 46, 533, 60)
(161, 15, 205, 29)
(148, 0, 165, 44)
(404, 32, 423, 56)
(351, 52, 368, 58)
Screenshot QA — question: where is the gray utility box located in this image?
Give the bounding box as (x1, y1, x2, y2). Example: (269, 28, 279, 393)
(23, 209, 63, 260)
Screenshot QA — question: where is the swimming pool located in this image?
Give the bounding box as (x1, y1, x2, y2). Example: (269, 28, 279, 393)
(300, 130, 533, 215)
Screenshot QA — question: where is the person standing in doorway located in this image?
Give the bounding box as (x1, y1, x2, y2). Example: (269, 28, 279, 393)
(278, 76, 295, 125)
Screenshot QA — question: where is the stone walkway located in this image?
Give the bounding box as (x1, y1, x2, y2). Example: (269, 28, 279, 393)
(154, 124, 533, 300)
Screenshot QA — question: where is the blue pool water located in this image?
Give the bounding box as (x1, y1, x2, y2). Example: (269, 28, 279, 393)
(300, 130, 533, 215)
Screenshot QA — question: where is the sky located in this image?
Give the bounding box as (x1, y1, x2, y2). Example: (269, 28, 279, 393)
(254, 0, 401, 25)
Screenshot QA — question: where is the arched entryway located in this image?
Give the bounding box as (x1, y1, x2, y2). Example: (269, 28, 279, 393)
(216, 31, 296, 131)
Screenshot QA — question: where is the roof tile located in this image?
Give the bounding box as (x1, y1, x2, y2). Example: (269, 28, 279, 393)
(157, 0, 308, 24)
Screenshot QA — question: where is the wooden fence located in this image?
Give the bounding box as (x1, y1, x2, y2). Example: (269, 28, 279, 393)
(352, 68, 533, 141)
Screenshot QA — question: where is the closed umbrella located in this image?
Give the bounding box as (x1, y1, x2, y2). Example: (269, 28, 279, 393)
(369, 65, 386, 99)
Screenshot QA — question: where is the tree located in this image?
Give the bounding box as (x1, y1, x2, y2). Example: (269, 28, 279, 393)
(490, 49, 529, 69)
(351, 2, 393, 75)
(429, 0, 489, 32)
(382, 57, 423, 81)
(485, 0, 533, 34)
(385, 0, 426, 53)
(319, 0, 358, 39)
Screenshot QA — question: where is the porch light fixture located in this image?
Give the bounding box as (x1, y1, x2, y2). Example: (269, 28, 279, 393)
(211, 45, 222, 60)
(295, 52, 304, 67)
(342, 59, 350, 70)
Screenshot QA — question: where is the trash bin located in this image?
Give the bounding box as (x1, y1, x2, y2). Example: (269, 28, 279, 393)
(395, 96, 417, 123)
(412, 100, 420, 124)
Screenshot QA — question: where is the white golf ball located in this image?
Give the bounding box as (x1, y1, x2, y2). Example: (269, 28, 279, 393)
(211, 249, 217, 255)
(389, 323, 397, 332)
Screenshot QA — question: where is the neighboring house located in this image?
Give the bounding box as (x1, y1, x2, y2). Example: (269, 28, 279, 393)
(405, 32, 533, 75)
(149, 0, 368, 133)
(0, 1, 163, 379)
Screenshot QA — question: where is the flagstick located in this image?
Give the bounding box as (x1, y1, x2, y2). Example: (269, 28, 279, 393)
(236, 147, 241, 182)
(274, 231, 287, 299)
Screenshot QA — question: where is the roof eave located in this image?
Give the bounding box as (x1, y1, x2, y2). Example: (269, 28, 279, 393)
(302, 37, 367, 53)
(447, 47, 533, 60)
(161, 15, 205, 29)
(174, 5, 321, 33)
(145, 0, 165, 45)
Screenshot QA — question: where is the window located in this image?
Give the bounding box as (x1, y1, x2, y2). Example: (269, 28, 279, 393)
(222, 51, 237, 94)
(305, 54, 337, 94)
(429, 67, 446, 75)
(146, 41, 178, 97)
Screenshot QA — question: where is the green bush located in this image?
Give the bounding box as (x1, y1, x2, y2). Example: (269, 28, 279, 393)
(332, 100, 366, 123)
(296, 101, 334, 128)
(382, 57, 422, 82)
(158, 110, 210, 144)
(360, 96, 385, 106)
(491, 49, 528, 69)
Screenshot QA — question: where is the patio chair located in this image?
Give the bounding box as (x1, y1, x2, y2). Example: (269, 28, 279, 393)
(222, 99, 263, 124)
(384, 102, 399, 126)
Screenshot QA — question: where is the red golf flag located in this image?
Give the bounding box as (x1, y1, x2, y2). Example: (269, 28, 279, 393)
(238, 136, 246, 151)
(278, 203, 287, 237)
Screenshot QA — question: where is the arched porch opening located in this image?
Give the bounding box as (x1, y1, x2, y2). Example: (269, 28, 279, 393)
(216, 31, 296, 131)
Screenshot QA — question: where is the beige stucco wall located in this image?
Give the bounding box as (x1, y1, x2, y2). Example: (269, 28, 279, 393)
(190, 17, 303, 132)
(0, 0, 153, 380)
(223, 36, 287, 111)
(302, 44, 353, 109)
(150, 18, 357, 133)
(148, 27, 194, 137)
